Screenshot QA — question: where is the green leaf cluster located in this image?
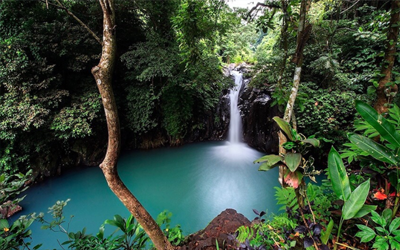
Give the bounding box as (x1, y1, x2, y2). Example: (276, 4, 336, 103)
(356, 209, 400, 250)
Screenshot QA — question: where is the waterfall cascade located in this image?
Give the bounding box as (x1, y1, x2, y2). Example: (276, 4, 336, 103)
(211, 69, 259, 161)
(228, 71, 244, 143)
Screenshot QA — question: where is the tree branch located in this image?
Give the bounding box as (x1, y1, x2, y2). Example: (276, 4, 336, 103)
(246, 1, 281, 21)
(42, 0, 102, 45)
(340, 0, 360, 14)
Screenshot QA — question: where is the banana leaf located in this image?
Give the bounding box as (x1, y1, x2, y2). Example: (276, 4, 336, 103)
(342, 179, 370, 220)
(328, 147, 351, 201)
(356, 100, 400, 147)
(348, 133, 399, 165)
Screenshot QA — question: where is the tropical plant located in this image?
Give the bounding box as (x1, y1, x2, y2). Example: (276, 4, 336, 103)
(356, 208, 400, 250)
(0, 214, 41, 250)
(235, 183, 333, 250)
(36, 199, 150, 250)
(327, 147, 375, 249)
(343, 101, 400, 218)
(254, 116, 321, 188)
(156, 210, 184, 246)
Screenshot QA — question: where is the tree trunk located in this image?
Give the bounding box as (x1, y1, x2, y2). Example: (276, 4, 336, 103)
(374, 0, 400, 114)
(279, 0, 311, 188)
(276, 0, 289, 89)
(92, 1, 173, 249)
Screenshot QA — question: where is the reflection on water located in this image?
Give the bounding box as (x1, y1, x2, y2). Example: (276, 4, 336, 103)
(19, 141, 279, 249)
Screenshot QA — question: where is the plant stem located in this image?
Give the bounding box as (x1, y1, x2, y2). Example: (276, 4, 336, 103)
(334, 217, 344, 250)
(306, 195, 316, 224)
(393, 169, 400, 219)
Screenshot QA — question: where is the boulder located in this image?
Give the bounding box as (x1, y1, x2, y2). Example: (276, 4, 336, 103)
(178, 209, 250, 250)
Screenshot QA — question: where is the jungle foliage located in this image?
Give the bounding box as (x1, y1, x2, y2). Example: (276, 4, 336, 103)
(0, 0, 236, 177)
(2, 0, 400, 249)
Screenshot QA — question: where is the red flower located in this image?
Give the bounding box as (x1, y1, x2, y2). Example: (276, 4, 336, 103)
(373, 189, 387, 200)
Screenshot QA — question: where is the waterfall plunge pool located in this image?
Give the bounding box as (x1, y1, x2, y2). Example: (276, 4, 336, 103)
(20, 141, 279, 249)
(19, 70, 280, 248)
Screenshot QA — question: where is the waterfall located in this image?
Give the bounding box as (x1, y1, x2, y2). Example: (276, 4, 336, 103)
(212, 69, 259, 161)
(228, 71, 244, 144)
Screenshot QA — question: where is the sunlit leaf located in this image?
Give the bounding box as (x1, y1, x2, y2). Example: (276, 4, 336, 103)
(342, 179, 370, 220)
(328, 147, 351, 201)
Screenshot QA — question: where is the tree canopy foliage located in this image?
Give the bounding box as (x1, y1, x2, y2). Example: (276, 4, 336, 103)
(0, 0, 236, 176)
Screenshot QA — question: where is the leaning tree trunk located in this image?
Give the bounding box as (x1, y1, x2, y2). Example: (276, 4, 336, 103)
(374, 0, 400, 114)
(278, 0, 312, 193)
(92, 1, 173, 249)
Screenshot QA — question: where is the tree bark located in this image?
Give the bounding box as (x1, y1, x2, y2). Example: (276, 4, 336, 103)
(91, 1, 173, 249)
(374, 0, 400, 114)
(276, 0, 289, 89)
(279, 0, 311, 187)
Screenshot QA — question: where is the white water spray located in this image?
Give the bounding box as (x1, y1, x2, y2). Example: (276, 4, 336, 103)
(228, 71, 244, 143)
(212, 70, 259, 162)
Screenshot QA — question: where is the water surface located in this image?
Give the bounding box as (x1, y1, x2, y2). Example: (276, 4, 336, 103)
(20, 141, 279, 249)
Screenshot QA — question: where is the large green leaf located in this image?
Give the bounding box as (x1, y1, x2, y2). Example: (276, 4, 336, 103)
(348, 133, 399, 165)
(353, 204, 377, 218)
(356, 100, 400, 147)
(258, 162, 280, 171)
(284, 153, 302, 172)
(342, 179, 370, 220)
(254, 154, 283, 164)
(254, 155, 283, 172)
(390, 217, 400, 233)
(302, 138, 320, 147)
(327, 147, 351, 201)
(273, 116, 294, 141)
(253, 155, 283, 171)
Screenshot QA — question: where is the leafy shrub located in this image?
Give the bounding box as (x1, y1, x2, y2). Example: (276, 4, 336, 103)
(156, 210, 184, 246)
(235, 183, 333, 250)
(356, 209, 400, 250)
(295, 82, 357, 146)
(0, 214, 40, 250)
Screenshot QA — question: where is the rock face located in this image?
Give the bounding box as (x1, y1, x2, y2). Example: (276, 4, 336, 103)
(238, 77, 280, 153)
(179, 209, 250, 250)
(186, 90, 230, 143)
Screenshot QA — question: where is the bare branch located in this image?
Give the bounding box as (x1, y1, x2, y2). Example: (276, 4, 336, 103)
(246, 1, 281, 21)
(42, 0, 102, 45)
(340, 0, 360, 14)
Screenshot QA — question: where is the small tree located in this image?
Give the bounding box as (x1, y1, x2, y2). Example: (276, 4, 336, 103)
(47, 0, 173, 249)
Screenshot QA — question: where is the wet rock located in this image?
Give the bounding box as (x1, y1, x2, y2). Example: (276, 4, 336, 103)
(185, 90, 230, 143)
(178, 209, 250, 250)
(238, 77, 280, 153)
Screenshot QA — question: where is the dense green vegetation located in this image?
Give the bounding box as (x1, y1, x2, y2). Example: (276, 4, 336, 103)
(1, 0, 400, 249)
(0, 0, 234, 178)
